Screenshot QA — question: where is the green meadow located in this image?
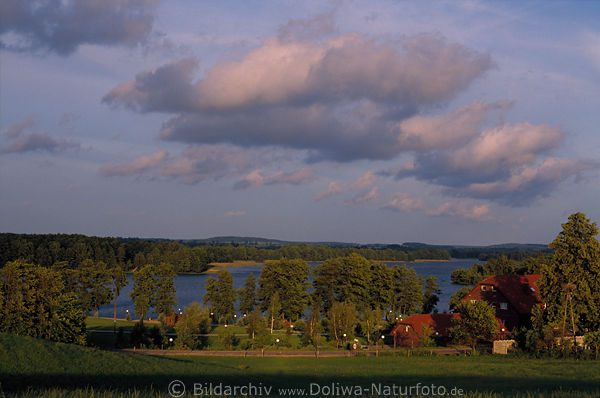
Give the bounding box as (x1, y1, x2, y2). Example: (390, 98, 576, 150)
(1, 334, 599, 397)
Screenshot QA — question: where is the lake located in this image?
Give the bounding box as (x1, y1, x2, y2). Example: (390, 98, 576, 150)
(97, 258, 478, 318)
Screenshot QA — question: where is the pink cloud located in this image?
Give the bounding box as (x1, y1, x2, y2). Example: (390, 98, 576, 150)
(427, 201, 493, 222)
(224, 210, 246, 217)
(381, 193, 424, 212)
(348, 186, 379, 205)
(314, 171, 376, 201)
(100, 150, 169, 176)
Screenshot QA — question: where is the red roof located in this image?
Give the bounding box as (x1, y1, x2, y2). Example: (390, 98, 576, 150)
(473, 274, 542, 314)
(392, 314, 460, 337)
(392, 313, 509, 338)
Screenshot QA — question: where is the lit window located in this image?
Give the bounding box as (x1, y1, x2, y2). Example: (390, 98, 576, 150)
(470, 300, 476, 304)
(530, 287, 536, 292)
(500, 302, 508, 310)
(481, 285, 486, 291)
(491, 286, 496, 291)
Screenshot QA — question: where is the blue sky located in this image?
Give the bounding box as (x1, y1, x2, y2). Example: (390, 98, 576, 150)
(1, 0, 599, 245)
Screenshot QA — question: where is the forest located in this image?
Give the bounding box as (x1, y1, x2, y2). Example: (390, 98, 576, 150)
(0, 233, 450, 273)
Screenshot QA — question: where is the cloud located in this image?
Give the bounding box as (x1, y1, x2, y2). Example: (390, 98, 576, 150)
(396, 100, 512, 151)
(234, 167, 315, 190)
(427, 201, 493, 222)
(224, 210, 246, 217)
(1, 119, 80, 154)
(314, 181, 344, 201)
(392, 119, 591, 205)
(584, 32, 600, 72)
(314, 171, 376, 201)
(100, 150, 169, 176)
(348, 186, 379, 205)
(2, 117, 35, 138)
(277, 11, 338, 43)
(381, 193, 424, 212)
(459, 157, 597, 205)
(103, 32, 491, 161)
(0, 0, 160, 55)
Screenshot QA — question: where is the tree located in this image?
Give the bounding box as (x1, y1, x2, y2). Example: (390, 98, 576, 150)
(422, 275, 441, 313)
(449, 301, 499, 353)
(153, 262, 177, 318)
(245, 309, 266, 340)
(130, 264, 156, 321)
(174, 302, 211, 350)
(267, 291, 282, 334)
(213, 270, 236, 323)
(80, 260, 113, 317)
(257, 258, 310, 320)
(539, 212, 600, 333)
(238, 273, 257, 316)
(110, 266, 128, 321)
(449, 286, 472, 311)
(312, 254, 370, 313)
(301, 307, 322, 349)
(203, 276, 217, 318)
(329, 301, 357, 348)
(393, 265, 424, 316)
(361, 307, 383, 345)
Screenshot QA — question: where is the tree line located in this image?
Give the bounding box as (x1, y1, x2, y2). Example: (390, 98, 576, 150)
(0, 233, 450, 274)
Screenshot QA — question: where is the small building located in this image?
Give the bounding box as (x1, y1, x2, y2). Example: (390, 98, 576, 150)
(391, 313, 509, 348)
(459, 274, 542, 332)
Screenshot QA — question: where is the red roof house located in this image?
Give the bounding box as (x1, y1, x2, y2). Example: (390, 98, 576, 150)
(459, 274, 542, 332)
(390, 313, 508, 348)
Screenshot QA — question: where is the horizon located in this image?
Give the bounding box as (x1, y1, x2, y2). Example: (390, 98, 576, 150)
(1, 1, 599, 245)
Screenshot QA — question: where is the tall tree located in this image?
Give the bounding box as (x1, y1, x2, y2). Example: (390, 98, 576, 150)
(329, 301, 357, 348)
(111, 266, 128, 321)
(213, 270, 236, 323)
(449, 301, 499, 353)
(267, 291, 282, 334)
(130, 264, 156, 321)
(238, 273, 257, 316)
(174, 302, 211, 350)
(80, 260, 113, 317)
(393, 265, 424, 317)
(153, 262, 177, 318)
(258, 258, 309, 320)
(422, 275, 441, 313)
(540, 212, 600, 333)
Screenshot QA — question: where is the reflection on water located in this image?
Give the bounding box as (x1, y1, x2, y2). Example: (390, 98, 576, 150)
(98, 258, 478, 318)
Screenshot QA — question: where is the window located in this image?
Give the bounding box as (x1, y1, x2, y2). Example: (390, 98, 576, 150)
(470, 299, 476, 304)
(491, 285, 496, 291)
(530, 287, 536, 292)
(500, 302, 508, 310)
(481, 285, 487, 291)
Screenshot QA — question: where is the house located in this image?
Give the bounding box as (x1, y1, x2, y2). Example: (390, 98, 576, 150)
(391, 313, 509, 348)
(459, 274, 542, 332)
(391, 314, 459, 348)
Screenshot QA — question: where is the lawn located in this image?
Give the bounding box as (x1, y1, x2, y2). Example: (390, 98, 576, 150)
(1, 334, 599, 397)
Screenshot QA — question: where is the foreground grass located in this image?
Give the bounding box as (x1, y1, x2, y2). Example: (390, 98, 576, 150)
(1, 334, 599, 397)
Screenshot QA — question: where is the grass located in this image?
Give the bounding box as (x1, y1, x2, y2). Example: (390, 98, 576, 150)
(1, 334, 600, 397)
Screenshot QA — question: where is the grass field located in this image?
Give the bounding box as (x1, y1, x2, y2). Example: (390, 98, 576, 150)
(1, 334, 599, 397)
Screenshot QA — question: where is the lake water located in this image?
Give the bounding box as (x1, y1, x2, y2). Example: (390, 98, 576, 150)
(97, 258, 478, 318)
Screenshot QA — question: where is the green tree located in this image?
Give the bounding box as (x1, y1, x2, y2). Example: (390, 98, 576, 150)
(301, 307, 322, 349)
(80, 260, 113, 317)
(174, 302, 211, 350)
(213, 270, 236, 323)
(393, 265, 424, 316)
(110, 266, 128, 321)
(153, 262, 177, 318)
(238, 273, 257, 316)
(422, 275, 441, 313)
(329, 301, 357, 348)
(267, 291, 282, 334)
(449, 301, 499, 353)
(130, 264, 156, 321)
(361, 307, 383, 345)
(539, 212, 600, 333)
(258, 258, 309, 320)
(203, 276, 217, 318)
(449, 286, 473, 311)
(245, 309, 266, 340)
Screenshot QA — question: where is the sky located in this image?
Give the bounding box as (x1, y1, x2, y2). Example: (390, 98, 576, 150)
(1, 0, 599, 245)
